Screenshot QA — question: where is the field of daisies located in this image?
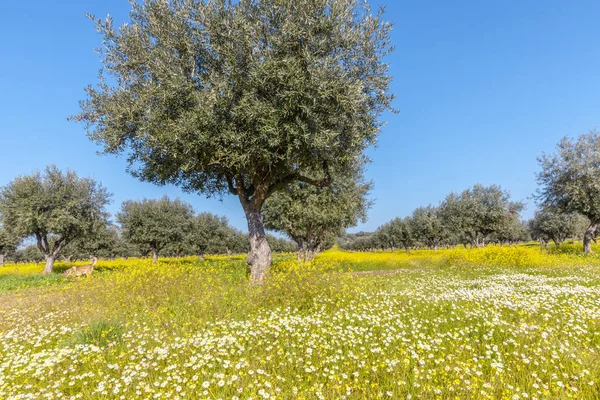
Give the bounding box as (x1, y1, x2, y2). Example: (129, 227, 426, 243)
(1, 246, 600, 399)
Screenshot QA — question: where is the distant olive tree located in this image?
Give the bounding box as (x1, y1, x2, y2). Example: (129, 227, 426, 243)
(494, 215, 530, 246)
(375, 217, 412, 253)
(187, 213, 228, 261)
(65, 222, 120, 260)
(529, 209, 581, 248)
(536, 130, 600, 254)
(0, 225, 19, 266)
(117, 197, 194, 263)
(266, 234, 298, 253)
(439, 184, 524, 247)
(73, 0, 394, 282)
(263, 164, 371, 260)
(0, 166, 111, 273)
(410, 206, 446, 250)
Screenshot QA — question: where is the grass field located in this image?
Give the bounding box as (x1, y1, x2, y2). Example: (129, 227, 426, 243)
(1, 245, 600, 399)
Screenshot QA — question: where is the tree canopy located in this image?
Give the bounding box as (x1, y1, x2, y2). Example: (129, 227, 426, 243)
(0, 224, 19, 266)
(529, 209, 583, 247)
(375, 217, 413, 252)
(536, 129, 600, 253)
(410, 206, 446, 250)
(263, 162, 371, 259)
(439, 184, 524, 247)
(117, 197, 194, 263)
(0, 166, 111, 273)
(73, 0, 394, 282)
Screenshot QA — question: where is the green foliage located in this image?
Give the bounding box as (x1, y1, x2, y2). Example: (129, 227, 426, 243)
(339, 231, 377, 251)
(11, 244, 44, 263)
(410, 205, 447, 249)
(266, 234, 297, 253)
(0, 166, 111, 271)
(536, 130, 600, 252)
(117, 197, 194, 261)
(65, 223, 120, 260)
(439, 184, 524, 246)
(537, 129, 600, 222)
(263, 162, 371, 254)
(376, 217, 413, 252)
(73, 0, 395, 274)
(185, 213, 249, 256)
(0, 225, 19, 262)
(494, 216, 530, 244)
(529, 209, 585, 246)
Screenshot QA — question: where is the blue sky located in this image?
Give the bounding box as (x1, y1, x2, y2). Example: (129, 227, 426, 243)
(1, 0, 599, 233)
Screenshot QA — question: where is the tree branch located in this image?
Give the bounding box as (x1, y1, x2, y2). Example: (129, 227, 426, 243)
(35, 232, 49, 255)
(226, 175, 238, 196)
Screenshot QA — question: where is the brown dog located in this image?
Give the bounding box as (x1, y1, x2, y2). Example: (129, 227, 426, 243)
(64, 257, 98, 277)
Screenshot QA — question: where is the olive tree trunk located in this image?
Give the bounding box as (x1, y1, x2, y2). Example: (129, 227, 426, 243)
(296, 239, 304, 261)
(0, 253, 5, 267)
(584, 222, 597, 254)
(243, 202, 272, 284)
(152, 247, 159, 264)
(43, 255, 56, 274)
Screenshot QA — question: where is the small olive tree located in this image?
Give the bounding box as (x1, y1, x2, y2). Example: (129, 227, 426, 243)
(0, 166, 111, 273)
(263, 165, 371, 260)
(529, 209, 579, 248)
(536, 129, 600, 254)
(117, 197, 194, 263)
(73, 0, 394, 282)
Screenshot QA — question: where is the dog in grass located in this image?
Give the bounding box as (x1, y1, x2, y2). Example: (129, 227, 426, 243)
(64, 257, 97, 277)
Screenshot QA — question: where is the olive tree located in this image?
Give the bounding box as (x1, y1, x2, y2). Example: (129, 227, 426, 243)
(0, 225, 19, 266)
(73, 0, 394, 282)
(410, 206, 446, 250)
(65, 222, 121, 260)
(494, 215, 530, 246)
(529, 209, 580, 248)
(390, 217, 413, 253)
(439, 184, 524, 248)
(536, 130, 600, 254)
(186, 213, 249, 259)
(117, 197, 194, 263)
(0, 166, 111, 273)
(187, 213, 228, 261)
(263, 164, 371, 261)
(375, 217, 412, 252)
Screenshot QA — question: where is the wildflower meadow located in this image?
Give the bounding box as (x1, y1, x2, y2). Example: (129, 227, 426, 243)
(1, 245, 600, 399)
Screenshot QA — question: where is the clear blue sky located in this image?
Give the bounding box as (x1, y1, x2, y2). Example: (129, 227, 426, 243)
(1, 0, 599, 233)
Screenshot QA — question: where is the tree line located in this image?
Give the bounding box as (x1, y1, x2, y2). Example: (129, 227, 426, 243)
(0, 166, 295, 272)
(340, 184, 529, 252)
(342, 129, 600, 255)
(3, 0, 600, 280)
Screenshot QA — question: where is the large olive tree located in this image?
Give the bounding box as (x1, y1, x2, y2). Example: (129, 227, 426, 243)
(72, 0, 394, 282)
(536, 130, 600, 254)
(0, 166, 111, 273)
